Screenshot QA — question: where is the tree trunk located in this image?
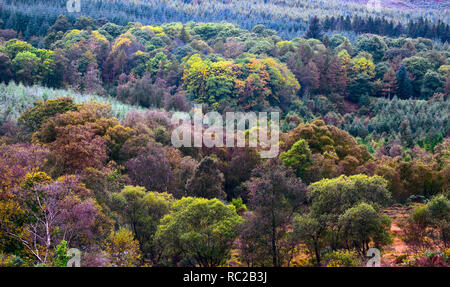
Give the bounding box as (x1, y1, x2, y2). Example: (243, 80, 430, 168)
(314, 240, 321, 266)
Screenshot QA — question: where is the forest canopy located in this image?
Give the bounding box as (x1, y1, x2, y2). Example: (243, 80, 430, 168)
(0, 1, 449, 267)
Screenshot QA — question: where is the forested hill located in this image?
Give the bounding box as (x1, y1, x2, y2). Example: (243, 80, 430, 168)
(346, 0, 448, 9)
(1, 16, 448, 151)
(1, 0, 449, 41)
(0, 2, 449, 267)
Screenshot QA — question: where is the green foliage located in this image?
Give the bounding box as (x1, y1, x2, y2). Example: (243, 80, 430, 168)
(0, 82, 143, 122)
(155, 197, 242, 267)
(421, 70, 444, 98)
(396, 63, 413, 99)
(338, 202, 392, 253)
(280, 139, 312, 180)
(182, 53, 299, 110)
(12, 51, 41, 85)
(355, 35, 387, 62)
(308, 175, 391, 218)
(293, 214, 325, 266)
(341, 95, 449, 147)
(0, 9, 448, 268)
(403, 56, 433, 96)
(323, 249, 361, 267)
(294, 174, 391, 265)
(53, 240, 69, 267)
(18, 97, 77, 133)
(231, 197, 247, 214)
(401, 195, 449, 250)
(426, 194, 450, 223)
(425, 195, 450, 245)
(3, 39, 34, 59)
(111, 186, 174, 263)
(105, 227, 142, 267)
(347, 73, 372, 102)
(305, 16, 322, 40)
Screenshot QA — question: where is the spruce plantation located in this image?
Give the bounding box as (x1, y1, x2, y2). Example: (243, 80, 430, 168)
(0, 0, 448, 267)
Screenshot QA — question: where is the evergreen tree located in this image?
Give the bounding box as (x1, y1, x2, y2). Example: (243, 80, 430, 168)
(179, 25, 191, 43)
(382, 68, 398, 98)
(325, 56, 347, 94)
(0, 52, 13, 83)
(49, 15, 72, 34)
(396, 63, 413, 99)
(305, 16, 322, 40)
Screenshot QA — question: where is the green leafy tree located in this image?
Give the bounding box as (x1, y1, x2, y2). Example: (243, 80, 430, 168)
(293, 214, 326, 266)
(355, 35, 387, 62)
(241, 160, 307, 266)
(280, 139, 312, 180)
(338, 202, 391, 254)
(105, 227, 142, 267)
(421, 70, 444, 99)
(53, 240, 69, 267)
(155, 197, 242, 267)
(12, 51, 41, 85)
(295, 174, 391, 263)
(111, 186, 174, 263)
(323, 249, 361, 267)
(403, 56, 432, 96)
(18, 97, 77, 133)
(308, 174, 391, 218)
(347, 73, 373, 102)
(3, 39, 34, 59)
(425, 195, 449, 246)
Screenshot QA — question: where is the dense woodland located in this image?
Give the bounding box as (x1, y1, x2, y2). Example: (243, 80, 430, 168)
(0, 1, 449, 267)
(1, 0, 449, 41)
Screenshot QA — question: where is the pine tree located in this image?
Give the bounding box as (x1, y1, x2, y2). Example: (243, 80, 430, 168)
(179, 25, 191, 43)
(382, 68, 397, 98)
(325, 56, 347, 94)
(305, 16, 322, 40)
(396, 63, 412, 99)
(0, 52, 13, 83)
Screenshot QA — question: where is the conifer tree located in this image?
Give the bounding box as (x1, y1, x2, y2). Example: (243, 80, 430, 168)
(396, 63, 413, 99)
(382, 68, 398, 98)
(305, 16, 322, 40)
(179, 25, 191, 43)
